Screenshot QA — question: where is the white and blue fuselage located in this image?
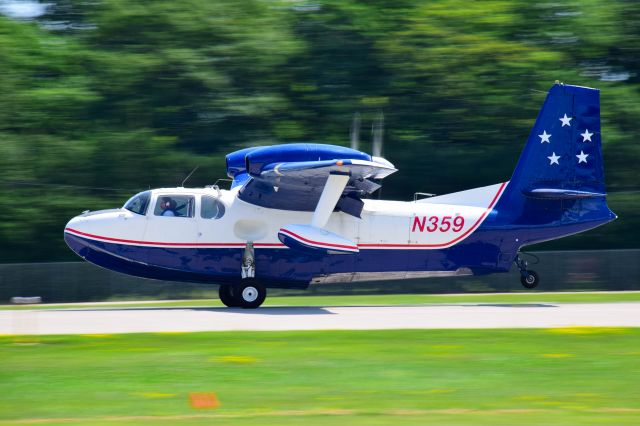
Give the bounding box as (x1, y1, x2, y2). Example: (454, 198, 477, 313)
(64, 83, 616, 307)
(64, 182, 517, 287)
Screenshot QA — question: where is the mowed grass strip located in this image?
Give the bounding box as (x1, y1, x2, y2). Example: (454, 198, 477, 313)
(1, 329, 640, 425)
(3, 291, 640, 311)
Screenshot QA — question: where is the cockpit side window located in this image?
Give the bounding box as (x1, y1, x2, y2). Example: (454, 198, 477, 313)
(154, 195, 195, 218)
(123, 191, 151, 215)
(201, 195, 225, 219)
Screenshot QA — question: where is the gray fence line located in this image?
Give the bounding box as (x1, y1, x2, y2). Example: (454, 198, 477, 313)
(0, 249, 638, 303)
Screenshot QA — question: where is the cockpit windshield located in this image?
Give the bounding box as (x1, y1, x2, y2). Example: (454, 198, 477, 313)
(123, 191, 151, 215)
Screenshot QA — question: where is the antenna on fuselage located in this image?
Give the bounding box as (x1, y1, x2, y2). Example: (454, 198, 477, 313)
(180, 166, 199, 187)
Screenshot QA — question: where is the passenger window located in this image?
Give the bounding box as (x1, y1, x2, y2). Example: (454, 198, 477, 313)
(201, 195, 225, 219)
(154, 195, 195, 218)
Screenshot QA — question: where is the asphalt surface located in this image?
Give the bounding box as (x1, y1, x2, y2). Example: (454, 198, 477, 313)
(1, 302, 639, 335)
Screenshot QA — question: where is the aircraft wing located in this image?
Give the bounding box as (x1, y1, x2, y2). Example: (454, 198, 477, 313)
(238, 158, 396, 217)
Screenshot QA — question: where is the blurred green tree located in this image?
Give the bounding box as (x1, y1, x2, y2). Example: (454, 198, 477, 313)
(0, 0, 637, 262)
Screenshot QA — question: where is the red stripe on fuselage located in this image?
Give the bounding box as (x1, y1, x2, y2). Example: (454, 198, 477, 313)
(65, 182, 506, 250)
(64, 228, 284, 247)
(358, 181, 507, 248)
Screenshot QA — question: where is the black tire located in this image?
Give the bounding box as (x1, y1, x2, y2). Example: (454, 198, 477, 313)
(233, 281, 267, 309)
(218, 285, 240, 308)
(520, 270, 540, 289)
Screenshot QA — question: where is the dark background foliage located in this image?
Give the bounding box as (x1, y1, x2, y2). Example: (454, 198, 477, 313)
(0, 0, 637, 262)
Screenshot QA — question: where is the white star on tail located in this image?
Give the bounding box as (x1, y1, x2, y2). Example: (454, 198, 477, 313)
(538, 130, 551, 143)
(559, 113, 572, 127)
(581, 129, 593, 142)
(576, 151, 589, 164)
(548, 152, 561, 165)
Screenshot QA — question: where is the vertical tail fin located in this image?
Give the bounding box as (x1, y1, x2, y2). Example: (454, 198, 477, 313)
(509, 83, 605, 196)
(494, 83, 616, 247)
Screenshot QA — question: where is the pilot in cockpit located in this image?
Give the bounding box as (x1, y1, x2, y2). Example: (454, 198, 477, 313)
(160, 197, 177, 217)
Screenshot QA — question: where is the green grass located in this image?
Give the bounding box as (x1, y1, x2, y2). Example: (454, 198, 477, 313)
(2, 291, 640, 310)
(1, 329, 640, 425)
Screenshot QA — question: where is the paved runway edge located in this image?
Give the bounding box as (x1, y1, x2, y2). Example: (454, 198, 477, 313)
(2, 303, 639, 335)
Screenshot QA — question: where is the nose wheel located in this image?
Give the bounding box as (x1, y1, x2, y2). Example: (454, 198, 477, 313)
(218, 282, 267, 309)
(514, 254, 540, 289)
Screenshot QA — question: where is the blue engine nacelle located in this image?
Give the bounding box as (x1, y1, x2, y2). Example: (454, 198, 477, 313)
(225, 147, 259, 179)
(225, 143, 371, 178)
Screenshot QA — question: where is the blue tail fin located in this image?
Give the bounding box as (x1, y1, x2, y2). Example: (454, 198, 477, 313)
(510, 83, 605, 196)
(494, 83, 616, 246)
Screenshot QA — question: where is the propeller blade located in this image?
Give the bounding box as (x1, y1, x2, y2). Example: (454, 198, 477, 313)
(372, 111, 384, 157)
(350, 112, 361, 151)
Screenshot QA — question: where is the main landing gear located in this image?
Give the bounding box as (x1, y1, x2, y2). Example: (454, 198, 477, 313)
(218, 282, 267, 309)
(218, 242, 267, 309)
(514, 254, 540, 289)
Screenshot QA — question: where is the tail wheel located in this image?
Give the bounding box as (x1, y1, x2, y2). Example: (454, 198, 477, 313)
(234, 281, 267, 309)
(520, 270, 540, 289)
(218, 285, 240, 308)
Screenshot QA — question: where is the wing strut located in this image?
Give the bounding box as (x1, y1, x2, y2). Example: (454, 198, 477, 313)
(311, 172, 350, 229)
(278, 170, 359, 254)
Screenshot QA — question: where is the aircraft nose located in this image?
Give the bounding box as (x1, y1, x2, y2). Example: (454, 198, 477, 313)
(65, 214, 87, 234)
(64, 215, 90, 258)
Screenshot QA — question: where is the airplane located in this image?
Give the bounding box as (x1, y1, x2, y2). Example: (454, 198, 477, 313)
(64, 83, 616, 308)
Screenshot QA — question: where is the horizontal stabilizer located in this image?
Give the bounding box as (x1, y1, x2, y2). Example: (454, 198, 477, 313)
(522, 188, 606, 199)
(278, 224, 359, 254)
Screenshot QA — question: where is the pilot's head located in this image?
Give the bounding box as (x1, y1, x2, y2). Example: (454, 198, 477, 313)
(161, 197, 175, 210)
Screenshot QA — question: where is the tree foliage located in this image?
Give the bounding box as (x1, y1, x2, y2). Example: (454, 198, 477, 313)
(0, 0, 638, 261)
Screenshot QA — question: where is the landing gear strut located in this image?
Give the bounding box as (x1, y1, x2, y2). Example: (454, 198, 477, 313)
(514, 254, 540, 289)
(218, 242, 267, 309)
(241, 242, 255, 279)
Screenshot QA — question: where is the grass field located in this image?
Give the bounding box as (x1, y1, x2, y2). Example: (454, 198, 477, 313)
(2, 291, 640, 310)
(1, 328, 639, 425)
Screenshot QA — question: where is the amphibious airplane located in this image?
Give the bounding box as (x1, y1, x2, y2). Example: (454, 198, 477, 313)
(64, 83, 616, 308)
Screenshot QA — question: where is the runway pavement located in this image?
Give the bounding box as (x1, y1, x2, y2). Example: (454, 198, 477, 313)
(1, 302, 639, 335)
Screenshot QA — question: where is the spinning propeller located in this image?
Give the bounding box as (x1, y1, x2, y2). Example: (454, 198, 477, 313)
(350, 111, 386, 198)
(350, 111, 385, 158)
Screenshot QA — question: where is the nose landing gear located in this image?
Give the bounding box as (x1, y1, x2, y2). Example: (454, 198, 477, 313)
(514, 254, 540, 289)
